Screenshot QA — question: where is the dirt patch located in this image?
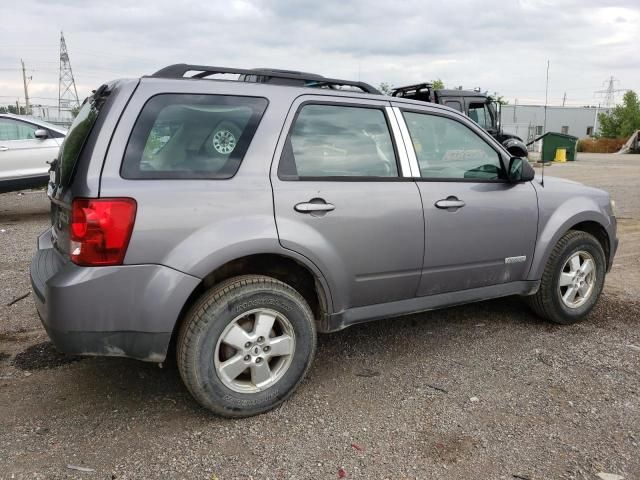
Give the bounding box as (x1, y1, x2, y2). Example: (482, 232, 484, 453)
(0, 332, 23, 342)
(0, 351, 10, 362)
(12, 341, 84, 370)
(430, 434, 478, 464)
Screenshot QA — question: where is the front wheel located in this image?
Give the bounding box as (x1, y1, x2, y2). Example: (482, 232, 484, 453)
(177, 275, 316, 417)
(526, 230, 606, 324)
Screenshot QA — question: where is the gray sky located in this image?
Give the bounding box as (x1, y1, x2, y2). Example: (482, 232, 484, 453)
(1, 0, 638, 108)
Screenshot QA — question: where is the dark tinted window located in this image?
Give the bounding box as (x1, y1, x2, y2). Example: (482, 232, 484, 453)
(279, 104, 398, 179)
(122, 94, 268, 179)
(57, 96, 103, 186)
(403, 112, 503, 180)
(444, 100, 463, 112)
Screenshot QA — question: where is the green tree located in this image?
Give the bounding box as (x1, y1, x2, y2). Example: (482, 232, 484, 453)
(598, 90, 640, 138)
(0, 104, 28, 114)
(492, 92, 509, 105)
(378, 82, 392, 95)
(431, 78, 445, 90)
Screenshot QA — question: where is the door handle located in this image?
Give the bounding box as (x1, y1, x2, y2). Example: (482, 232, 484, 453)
(435, 197, 466, 209)
(294, 201, 335, 213)
(0, 146, 8, 152)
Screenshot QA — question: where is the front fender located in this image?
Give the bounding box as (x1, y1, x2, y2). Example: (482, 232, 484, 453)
(527, 194, 615, 280)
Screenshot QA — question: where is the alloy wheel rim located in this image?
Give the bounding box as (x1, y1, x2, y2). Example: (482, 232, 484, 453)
(214, 308, 296, 393)
(212, 129, 237, 154)
(558, 250, 596, 309)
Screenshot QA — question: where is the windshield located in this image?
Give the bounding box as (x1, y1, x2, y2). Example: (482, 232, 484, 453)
(57, 96, 103, 186)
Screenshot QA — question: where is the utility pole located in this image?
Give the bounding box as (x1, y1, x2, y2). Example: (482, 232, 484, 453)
(21, 59, 31, 115)
(543, 60, 550, 135)
(58, 31, 79, 118)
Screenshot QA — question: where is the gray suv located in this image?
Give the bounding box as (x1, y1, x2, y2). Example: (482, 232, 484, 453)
(30, 64, 618, 417)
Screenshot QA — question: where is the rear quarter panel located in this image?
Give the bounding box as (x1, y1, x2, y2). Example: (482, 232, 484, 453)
(98, 79, 333, 307)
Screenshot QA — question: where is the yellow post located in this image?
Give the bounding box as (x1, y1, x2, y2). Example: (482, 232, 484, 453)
(554, 148, 567, 162)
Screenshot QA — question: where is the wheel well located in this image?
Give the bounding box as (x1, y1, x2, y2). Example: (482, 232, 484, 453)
(169, 254, 328, 351)
(570, 221, 610, 268)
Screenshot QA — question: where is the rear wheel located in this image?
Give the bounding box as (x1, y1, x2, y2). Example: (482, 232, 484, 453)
(526, 230, 606, 324)
(177, 275, 316, 417)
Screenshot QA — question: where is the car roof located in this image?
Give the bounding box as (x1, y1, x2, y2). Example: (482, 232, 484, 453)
(136, 64, 478, 121)
(139, 71, 465, 118)
(0, 113, 67, 134)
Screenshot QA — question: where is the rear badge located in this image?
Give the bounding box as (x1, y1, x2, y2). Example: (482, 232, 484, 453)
(505, 256, 527, 264)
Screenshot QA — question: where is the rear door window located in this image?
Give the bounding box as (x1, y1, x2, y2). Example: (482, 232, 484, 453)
(278, 104, 398, 179)
(121, 94, 268, 179)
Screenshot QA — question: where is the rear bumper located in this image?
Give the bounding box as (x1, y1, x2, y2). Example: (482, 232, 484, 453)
(30, 228, 200, 362)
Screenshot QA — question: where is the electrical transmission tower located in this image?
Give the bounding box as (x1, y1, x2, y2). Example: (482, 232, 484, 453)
(58, 31, 79, 116)
(594, 76, 625, 108)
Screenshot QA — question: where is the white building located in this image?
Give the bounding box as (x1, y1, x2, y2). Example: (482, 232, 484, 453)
(501, 105, 609, 144)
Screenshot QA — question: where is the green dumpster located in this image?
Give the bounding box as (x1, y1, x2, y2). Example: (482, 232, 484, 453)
(540, 132, 579, 162)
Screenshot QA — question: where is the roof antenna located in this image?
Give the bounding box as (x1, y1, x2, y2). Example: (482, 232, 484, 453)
(541, 59, 550, 187)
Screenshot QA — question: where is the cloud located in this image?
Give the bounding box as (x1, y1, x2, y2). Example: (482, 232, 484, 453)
(0, 0, 638, 108)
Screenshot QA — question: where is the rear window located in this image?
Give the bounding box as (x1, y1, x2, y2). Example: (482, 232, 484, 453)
(121, 94, 268, 179)
(58, 96, 103, 186)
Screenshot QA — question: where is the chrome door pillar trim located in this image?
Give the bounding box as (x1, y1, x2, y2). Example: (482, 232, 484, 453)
(391, 106, 420, 177)
(385, 106, 412, 178)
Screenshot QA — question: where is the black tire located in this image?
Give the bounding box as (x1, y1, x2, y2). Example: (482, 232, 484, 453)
(526, 230, 606, 324)
(177, 275, 316, 417)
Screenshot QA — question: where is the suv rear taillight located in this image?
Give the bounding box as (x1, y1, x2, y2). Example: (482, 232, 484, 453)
(70, 198, 137, 266)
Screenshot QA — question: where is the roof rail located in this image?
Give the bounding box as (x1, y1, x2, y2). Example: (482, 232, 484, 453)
(150, 64, 381, 94)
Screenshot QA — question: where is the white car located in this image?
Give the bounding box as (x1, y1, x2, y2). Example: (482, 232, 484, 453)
(0, 113, 66, 193)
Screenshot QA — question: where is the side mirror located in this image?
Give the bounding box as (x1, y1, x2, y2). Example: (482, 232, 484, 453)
(34, 129, 49, 139)
(508, 157, 535, 182)
(508, 157, 523, 182)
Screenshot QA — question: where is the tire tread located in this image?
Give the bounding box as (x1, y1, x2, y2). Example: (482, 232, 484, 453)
(176, 275, 316, 417)
(526, 230, 604, 324)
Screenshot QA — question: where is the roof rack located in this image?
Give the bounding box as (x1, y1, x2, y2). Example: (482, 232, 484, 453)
(391, 83, 433, 97)
(151, 64, 380, 95)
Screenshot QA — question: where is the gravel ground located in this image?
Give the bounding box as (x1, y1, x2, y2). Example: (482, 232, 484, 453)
(0, 154, 639, 480)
